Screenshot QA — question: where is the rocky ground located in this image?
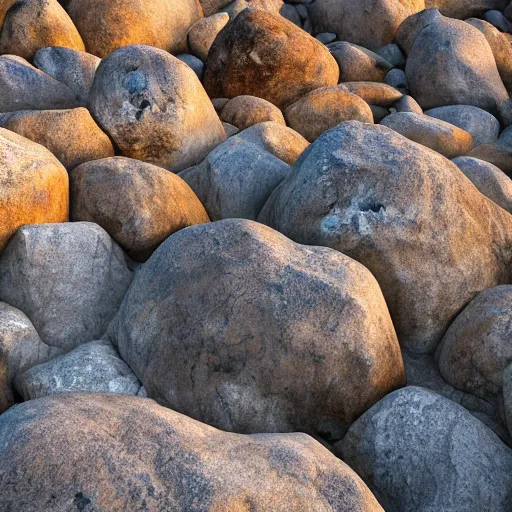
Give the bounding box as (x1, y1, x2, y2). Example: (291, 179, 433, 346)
(1, 0, 512, 510)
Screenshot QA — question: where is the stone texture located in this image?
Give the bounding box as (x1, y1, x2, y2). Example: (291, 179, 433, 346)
(176, 53, 204, 80)
(220, 95, 286, 130)
(0, 393, 384, 511)
(204, 8, 339, 108)
(0, 222, 133, 353)
(0, 0, 84, 60)
(392, 94, 423, 114)
(1, 108, 114, 170)
(187, 12, 229, 61)
(15, 339, 142, 400)
(179, 139, 291, 220)
(71, 157, 210, 261)
(66, 0, 203, 58)
(308, 0, 425, 51)
(89, 45, 226, 173)
(284, 85, 373, 142)
(0, 128, 68, 253)
(425, 0, 508, 18)
(452, 156, 512, 212)
(385, 68, 408, 94)
(258, 121, 512, 353)
(33, 46, 100, 106)
(343, 81, 402, 107)
(381, 112, 473, 158)
(108, 219, 405, 438)
(0, 55, 80, 112)
(338, 386, 512, 512)
(396, 7, 442, 55)
(468, 142, 512, 175)
(0, 302, 50, 413)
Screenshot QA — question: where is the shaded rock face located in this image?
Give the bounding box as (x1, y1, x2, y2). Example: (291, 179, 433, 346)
(1, 108, 114, 170)
(220, 95, 286, 130)
(0, 393, 384, 511)
(436, 285, 512, 402)
(0, 302, 50, 413)
(0, 128, 68, 253)
(425, 0, 508, 18)
(0, 0, 84, 60)
(338, 387, 512, 512)
(406, 14, 509, 112)
(15, 340, 142, 400)
(259, 122, 512, 353)
(0, 222, 133, 353)
(204, 8, 339, 109)
(179, 138, 291, 221)
(308, 0, 425, 51)
(89, 45, 226, 173)
(109, 219, 405, 439)
(66, 0, 203, 58)
(71, 157, 210, 261)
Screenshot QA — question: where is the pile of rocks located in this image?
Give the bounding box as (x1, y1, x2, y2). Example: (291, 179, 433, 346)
(1, 0, 512, 510)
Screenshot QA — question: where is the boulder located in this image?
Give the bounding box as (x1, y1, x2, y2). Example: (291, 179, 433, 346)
(308, 0, 425, 51)
(1, 108, 114, 170)
(284, 85, 373, 142)
(179, 139, 291, 220)
(405, 14, 509, 112)
(187, 12, 229, 61)
(220, 95, 285, 130)
(468, 143, 512, 175)
(327, 42, 392, 83)
(392, 94, 423, 114)
(200, 0, 231, 16)
(381, 112, 473, 158)
(203, 8, 339, 109)
(484, 9, 512, 32)
(15, 340, 142, 400)
(436, 285, 512, 402)
(176, 53, 204, 80)
(0, 222, 133, 352)
(466, 18, 512, 94)
(385, 69, 408, 94)
(338, 387, 512, 512)
(0, 0, 15, 26)
(0, 55, 80, 112)
(222, 122, 238, 136)
(66, 0, 203, 58)
(376, 43, 406, 68)
(395, 7, 442, 55)
(71, 157, 210, 261)
(89, 45, 226, 173)
(0, 393, 384, 511)
(343, 82, 402, 107)
(33, 46, 100, 106)
(425, 105, 500, 148)
(0, 303, 50, 413)
(424, 0, 508, 18)
(225, 0, 283, 18)
(232, 121, 309, 165)
(258, 121, 512, 353)
(505, 363, 512, 437)
(0, 128, 68, 253)
(108, 219, 405, 437)
(0, 0, 84, 60)
(452, 156, 512, 212)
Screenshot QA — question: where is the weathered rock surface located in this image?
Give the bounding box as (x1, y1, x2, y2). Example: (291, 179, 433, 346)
(220, 95, 285, 130)
(425, 0, 508, 18)
(109, 219, 405, 437)
(308, 0, 425, 51)
(452, 156, 512, 212)
(0, 0, 84, 60)
(0, 128, 68, 253)
(0, 393, 384, 511)
(343, 82, 402, 107)
(1, 108, 114, 170)
(436, 285, 512, 402)
(89, 45, 226, 172)
(259, 121, 512, 353)
(0, 55, 80, 112)
(381, 112, 473, 158)
(468, 142, 512, 175)
(187, 12, 229, 61)
(179, 139, 291, 220)
(15, 340, 142, 400)
(71, 157, 210, 261)
(66, 0, 203, 58)
(204, 8, 339, 108)
(338, 386, 512, 512)
(0, 302, 50, 413)
(284, 85, 374, 142)
(0, 222, 133, 352)
(33, 46, 100, 106)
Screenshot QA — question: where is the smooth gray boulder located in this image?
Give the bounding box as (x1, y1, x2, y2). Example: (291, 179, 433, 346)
(425, 105, 500, 147)
(179, 138, 291, 221)
(108, 219, 405, 438)
(338, 386, 512, 512)
(15, 339, 142, 400)
(452, 156, 512, 212)
(0, 222, 133, 353)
